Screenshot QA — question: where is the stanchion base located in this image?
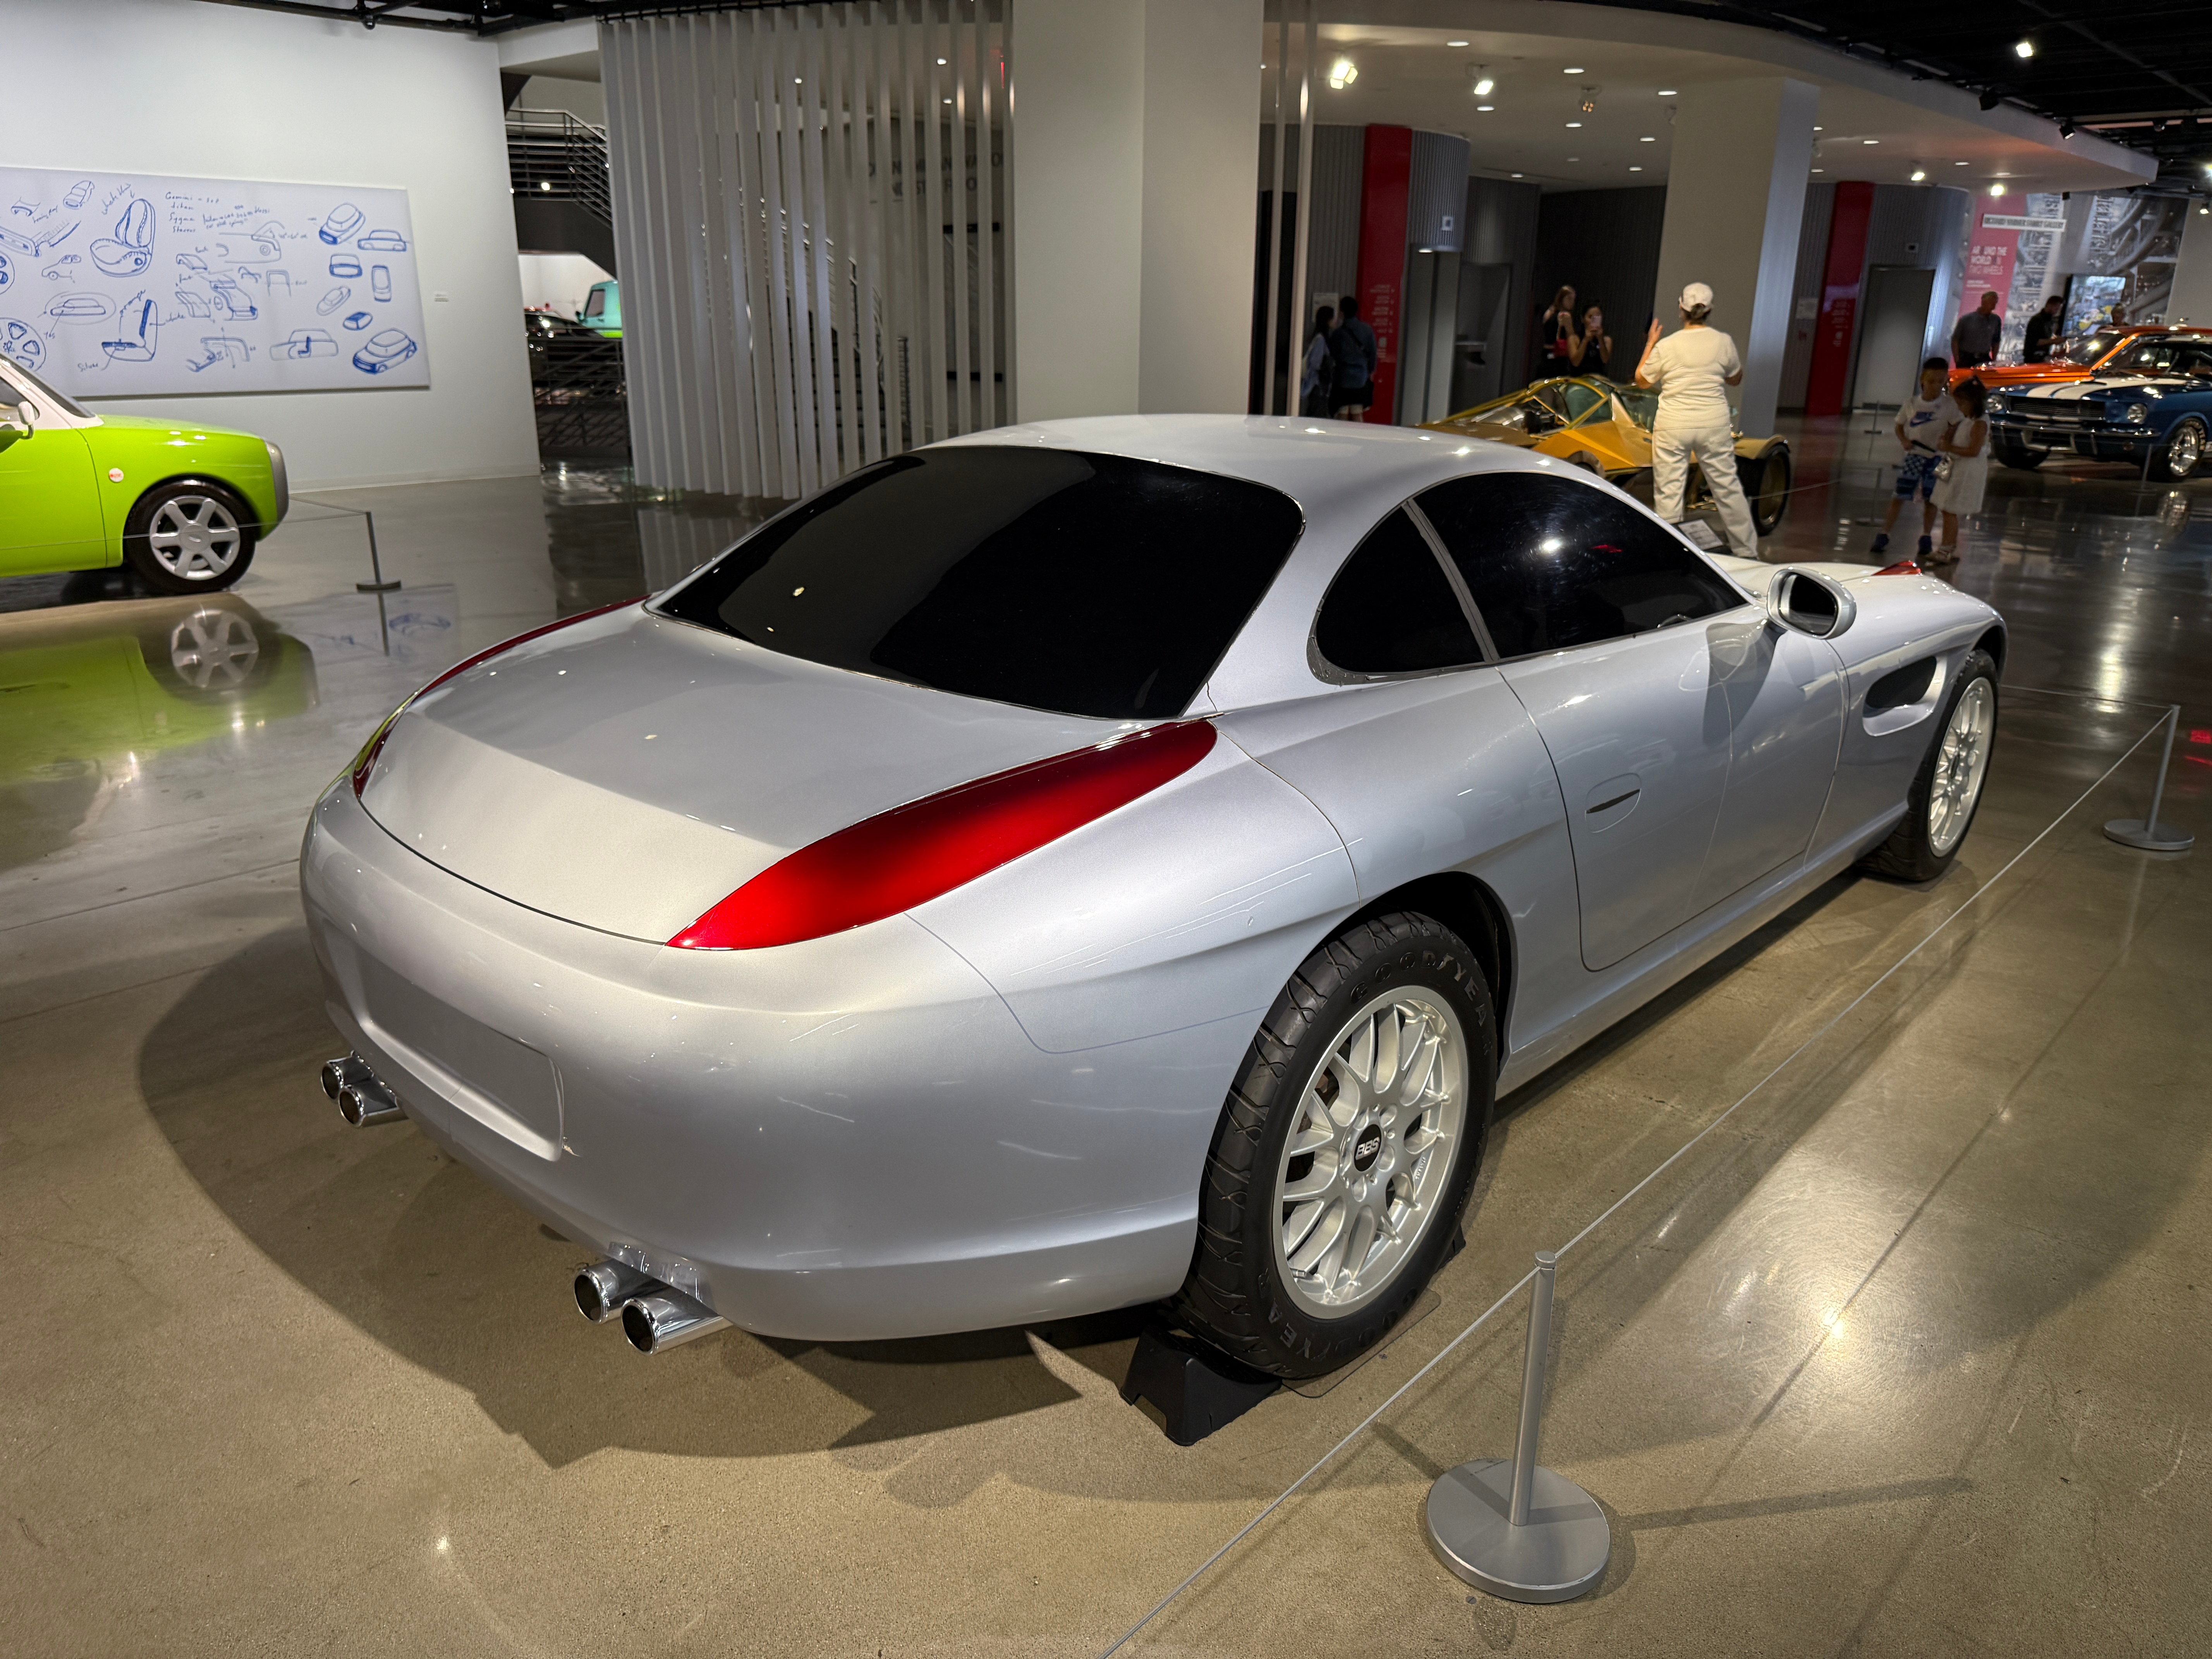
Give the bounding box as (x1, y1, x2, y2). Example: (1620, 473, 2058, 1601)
(2104, 817, 2194, 853)
(356, 579, 403, 593)
(1425, 1460, 1611, 1604)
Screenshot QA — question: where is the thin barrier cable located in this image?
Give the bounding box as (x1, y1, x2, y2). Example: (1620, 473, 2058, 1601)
(1098, 704, 2171, 1658)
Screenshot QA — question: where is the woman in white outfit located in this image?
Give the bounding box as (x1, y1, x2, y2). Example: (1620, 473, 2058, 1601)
(1635, 282, 1759, 556)
(1930, 376, 1990, 566)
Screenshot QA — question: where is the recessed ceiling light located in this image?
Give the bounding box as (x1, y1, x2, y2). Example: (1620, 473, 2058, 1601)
(1565, 67, 1585, 74)
(1812, 167, 1825, 173)
(1813, 126, 1823, 132)
(1863, 138, 1879, 145)
(1990, 182, 2008, 196)
(1511, 172, 1523, 179)
(1911, 168, 1927, 181)
(1640, 135, 1655, 142)
(1629, 165, 1642, 172)
(1956, 160, 1970, 166)
(1448, 39, 1469, 47)
(1567, 156, 1580, 162)
(1477, 105, 1495, 112)
(936, 57, 947, 65)
(1658, 89, 1677, 96)
(1566, 121, 1582, 128)
(2014, 39, 2035, 59)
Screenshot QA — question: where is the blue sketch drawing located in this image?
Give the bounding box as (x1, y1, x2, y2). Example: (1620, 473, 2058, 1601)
(329, 254, 361, 278)
(207, 276, 258, 321)
(0, 251, 10, 293)
(0, 317, 43, 371)
(316, 286, 350, 315)
(319, 203, 364, 244)
(264, 270, 292, 297)
(173, 289, 211, 318)
(371, 264, 392, 302)
(102, 292, 158, 362)
(187, 337, 252, 372)
(214, 227, 283, 266)
(90, 198, 154, 277)
(175, 252, 207, 272)
(275, 328, 338, 360)
(47, 292, 112, 322)
(356, 229, 409, 253)
(64, 179, 94, 209)
(0, 219, 79, 259)
(342, 310, 374, 331)
(353, 328, 418, 375)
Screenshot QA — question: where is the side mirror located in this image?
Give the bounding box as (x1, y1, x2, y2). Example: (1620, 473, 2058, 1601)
(0, 402, 29, 438)
(1765, 566, 1856, 640)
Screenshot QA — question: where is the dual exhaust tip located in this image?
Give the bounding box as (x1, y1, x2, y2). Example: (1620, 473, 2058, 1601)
(320, 1052, 404, 1127)
(317, 1054, 728, 1356)
(575, 1259, 731, 1354)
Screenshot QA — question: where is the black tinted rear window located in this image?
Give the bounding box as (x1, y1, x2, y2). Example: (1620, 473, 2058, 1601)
(657, 447, 1304, 719)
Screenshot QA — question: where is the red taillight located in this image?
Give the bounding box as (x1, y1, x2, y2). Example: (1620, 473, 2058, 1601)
(671, 720, 1218, 951)
(1872, 559, 1921, 576)
(349, 597, 642, 798)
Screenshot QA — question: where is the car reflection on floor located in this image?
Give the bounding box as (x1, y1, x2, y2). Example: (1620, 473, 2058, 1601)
(0, 594, 319, 871)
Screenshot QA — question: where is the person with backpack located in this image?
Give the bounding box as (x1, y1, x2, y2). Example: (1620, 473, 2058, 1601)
(1329, 296, 1378, 421)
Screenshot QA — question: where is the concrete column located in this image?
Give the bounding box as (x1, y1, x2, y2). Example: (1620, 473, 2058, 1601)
(1008, 0, 1263, 421)
(2171, 206, 2212, 327)
(1651, 77, 1817, 436)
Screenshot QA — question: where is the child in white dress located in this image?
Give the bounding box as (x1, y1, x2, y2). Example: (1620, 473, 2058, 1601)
(1932, 377, 1991, 566)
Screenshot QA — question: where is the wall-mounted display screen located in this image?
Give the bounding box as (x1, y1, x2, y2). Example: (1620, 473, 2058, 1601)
(0, 166, 429, 396)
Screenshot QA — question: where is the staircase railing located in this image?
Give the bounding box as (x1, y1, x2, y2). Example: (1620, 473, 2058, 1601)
(507, 108, 612, 227)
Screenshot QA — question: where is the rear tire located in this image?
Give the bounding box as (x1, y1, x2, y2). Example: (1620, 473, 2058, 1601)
(1740, 445, 1792, 537)
(1173, 912, 1496, 1381)
(1858, 649, 1999, 882)
(123, 481, 256, 595)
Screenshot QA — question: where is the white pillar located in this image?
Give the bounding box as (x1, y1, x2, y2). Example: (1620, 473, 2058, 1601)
(1009, 0, 1262, 421)
(1651, 77, 1817, 436)
(2172, 206, 2212, 328)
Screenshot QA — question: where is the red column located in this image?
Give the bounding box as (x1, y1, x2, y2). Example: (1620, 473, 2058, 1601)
(1804, 182, 1873, 417)
(1354, 125, 1412, 423)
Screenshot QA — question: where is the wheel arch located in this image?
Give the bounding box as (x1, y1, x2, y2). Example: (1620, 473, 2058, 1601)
(1336, 870, 1515, 1056)
(1972, 623, 2006, 677)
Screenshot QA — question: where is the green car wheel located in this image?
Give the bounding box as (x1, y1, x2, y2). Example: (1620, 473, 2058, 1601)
(123, 480, 257, 595)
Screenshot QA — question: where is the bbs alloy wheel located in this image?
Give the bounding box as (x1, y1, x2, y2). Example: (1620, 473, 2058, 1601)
(1176, 912, 1496, 1380)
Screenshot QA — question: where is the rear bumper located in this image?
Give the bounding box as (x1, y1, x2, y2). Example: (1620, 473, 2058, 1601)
(299, 781, 1242, 1341)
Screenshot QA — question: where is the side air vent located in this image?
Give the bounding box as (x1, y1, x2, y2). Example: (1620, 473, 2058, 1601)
(1867, 656, 1938, 713)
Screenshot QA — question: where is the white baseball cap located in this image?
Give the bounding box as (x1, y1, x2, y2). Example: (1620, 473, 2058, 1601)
(1680, 282, 1714, 309)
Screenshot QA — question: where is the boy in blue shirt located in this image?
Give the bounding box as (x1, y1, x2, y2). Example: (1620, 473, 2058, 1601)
(1872, 357, 1959, 560)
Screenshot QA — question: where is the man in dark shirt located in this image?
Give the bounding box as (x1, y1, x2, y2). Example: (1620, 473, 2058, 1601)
(1952, 291, 2003, 368)
(1328, 296, 1379, 421)
(2023, 294, 2065, 363)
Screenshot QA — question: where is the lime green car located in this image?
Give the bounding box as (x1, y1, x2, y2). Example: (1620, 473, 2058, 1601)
(0, 352, 288, 596)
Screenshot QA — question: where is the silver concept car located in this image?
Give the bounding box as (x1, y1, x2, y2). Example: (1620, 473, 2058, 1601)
(302, 416, 2003, 1379)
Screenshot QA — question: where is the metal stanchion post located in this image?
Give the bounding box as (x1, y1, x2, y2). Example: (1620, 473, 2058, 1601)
(355, 509, 401, 594)
(2104, 704, 2194, 852)
(1424, 1252, 1610, 1603)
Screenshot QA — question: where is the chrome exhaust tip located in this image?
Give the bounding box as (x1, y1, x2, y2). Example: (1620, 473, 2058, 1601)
(621, 1287, 731, 1355)
(575, 1260, 665, 1324)
(321, 1053, 369, 1101)
(337, 1077, 405, 1127)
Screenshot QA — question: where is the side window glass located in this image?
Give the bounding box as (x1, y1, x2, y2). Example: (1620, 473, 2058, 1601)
(1314, 507, 1484, 676)
(1416, 472, 1745, 658)
(1561, 382, 1604, 423)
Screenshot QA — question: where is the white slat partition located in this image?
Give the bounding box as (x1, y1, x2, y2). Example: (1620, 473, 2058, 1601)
(602, 2, 1009, 503)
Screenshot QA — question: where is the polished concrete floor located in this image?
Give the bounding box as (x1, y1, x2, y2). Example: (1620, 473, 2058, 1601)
(2, 422, 2205, 1657)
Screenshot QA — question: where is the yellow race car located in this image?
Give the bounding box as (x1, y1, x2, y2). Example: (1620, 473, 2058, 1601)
(1420, 374, 1793, 538)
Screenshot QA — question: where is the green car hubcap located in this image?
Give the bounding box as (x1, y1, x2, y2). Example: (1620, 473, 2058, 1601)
(148, 495, 243, 583)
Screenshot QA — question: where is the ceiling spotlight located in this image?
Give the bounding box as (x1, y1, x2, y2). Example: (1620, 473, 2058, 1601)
(1472, 70, 1495, 96)
(1813, 125, 1823, 132)
(1327, 57, 1358, 89)
(1629, 165, 1643, 172)
(1956, 160, 1971, 165)
(1566, 121, 1583, 129)
(2014, 39, 2035, 59)
(1911, 168, 1927, 181)
(1812, 168, 1825, 173)
(1511, 172, 1524, 179)
(1989, 182, 2008, 197)
(1658, 89, 1677, 96)
(1863, 138, 1879, 145)
(1565, 66, 1585, 74)
(936, 57, 947, 65)
(1477, 105, 1495, 113)
(1640, 134, 1655, 142)
(1448, 39, 1470, 48)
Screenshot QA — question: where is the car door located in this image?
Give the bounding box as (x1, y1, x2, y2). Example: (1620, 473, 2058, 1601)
(1688, 614, 1846, 916)
(1414, 469, 1750, 972)
(0, 369, 106, 578)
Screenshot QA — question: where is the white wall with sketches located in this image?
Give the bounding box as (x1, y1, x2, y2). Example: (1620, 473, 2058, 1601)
(8, 1, 536, 488)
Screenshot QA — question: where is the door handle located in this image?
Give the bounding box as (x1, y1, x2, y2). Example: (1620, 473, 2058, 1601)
(1584, 773, 1642, 823)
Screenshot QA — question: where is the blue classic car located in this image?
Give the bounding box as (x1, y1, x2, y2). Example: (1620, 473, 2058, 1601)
(1988, 330, 2212, 480)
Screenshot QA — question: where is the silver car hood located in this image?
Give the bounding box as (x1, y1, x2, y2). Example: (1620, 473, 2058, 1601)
(358, 607, 1123, 940)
